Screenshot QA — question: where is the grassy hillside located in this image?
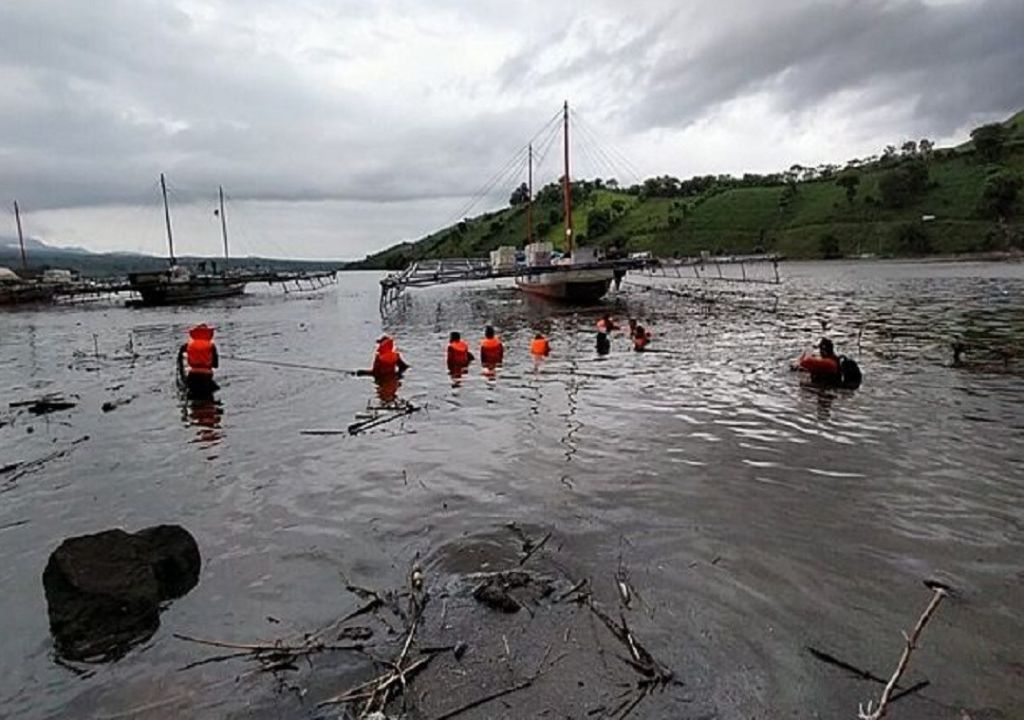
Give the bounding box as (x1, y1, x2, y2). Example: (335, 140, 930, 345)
(354, 111, 1024, 268)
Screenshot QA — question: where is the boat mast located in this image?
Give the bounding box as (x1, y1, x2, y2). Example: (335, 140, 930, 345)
(160, 173, 176, 266)
(562, 100, 573, 255)
(13, 200, 27, 272)
(218, 185, 229, 266)
(526, 144, 534, 244)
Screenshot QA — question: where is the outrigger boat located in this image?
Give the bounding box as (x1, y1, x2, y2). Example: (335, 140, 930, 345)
(515, 101, 617, 303)
(0, 201, 70, 307)
(128, 176, 246, 306)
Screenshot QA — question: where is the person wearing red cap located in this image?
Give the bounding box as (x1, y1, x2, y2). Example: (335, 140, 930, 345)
(177, 324, 220, 396)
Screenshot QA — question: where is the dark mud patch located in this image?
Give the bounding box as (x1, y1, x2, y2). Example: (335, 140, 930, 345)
(175, 525, 683, 718)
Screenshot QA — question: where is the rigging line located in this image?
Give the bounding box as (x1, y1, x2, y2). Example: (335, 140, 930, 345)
(574, 117, 624, 182)
(440, 145, 531, 230)
(570, 112, 637, 184)
(571, 109, 642, 181)
(571, 110, 644, 184)
(530, 119, 563, 188)
(433, 109, 563, 230)
(440, 144, 530, 227)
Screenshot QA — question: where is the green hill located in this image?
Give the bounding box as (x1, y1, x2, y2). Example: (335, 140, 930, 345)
(355, 111, 1024, 268)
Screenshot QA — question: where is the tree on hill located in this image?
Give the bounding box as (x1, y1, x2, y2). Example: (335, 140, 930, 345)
(836, 171, 861, 205)
(879, 159, 929, 208)
(587, 208, 613, 237)
(977, 170, 1023, 220)
(509, 182, 530, 206)
(970, 123, 1008, 162)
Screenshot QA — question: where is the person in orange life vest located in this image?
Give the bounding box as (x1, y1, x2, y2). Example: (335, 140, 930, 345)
(176, 324, 220, 396)
(446, 331, 474, 370)
(370, 335, 409, 380)
(479, 325, 504, 366)
(596, 315, 618, 334)
(631, 322, 652, 352)
(795, 337, 841, 383)
(530, 333, 551, 356)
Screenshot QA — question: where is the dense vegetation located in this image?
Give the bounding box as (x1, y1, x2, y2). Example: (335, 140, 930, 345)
(354, 110, 1024, 269)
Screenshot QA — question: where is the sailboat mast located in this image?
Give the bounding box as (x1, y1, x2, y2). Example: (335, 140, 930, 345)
(562, 100, 573, 255)
(160, 173, 176, 265)
(219, 185, 229, 266)
(13, 200, 27, 272)
(527, 143, 534, 244)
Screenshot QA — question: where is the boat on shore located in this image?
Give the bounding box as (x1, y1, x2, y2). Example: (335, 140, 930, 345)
(128, 177, 247, 307)
(515, 101, 617, 303)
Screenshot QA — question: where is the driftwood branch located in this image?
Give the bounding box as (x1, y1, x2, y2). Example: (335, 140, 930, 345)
(858, 584, 948, 720)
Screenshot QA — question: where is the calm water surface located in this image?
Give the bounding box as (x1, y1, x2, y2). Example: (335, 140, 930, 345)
(1, 261, 1022, 719)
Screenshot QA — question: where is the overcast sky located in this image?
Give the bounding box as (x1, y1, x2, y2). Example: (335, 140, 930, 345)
(1, 0, 1022, 260)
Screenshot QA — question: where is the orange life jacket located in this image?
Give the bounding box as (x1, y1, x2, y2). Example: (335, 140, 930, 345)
(480, 336, 504, 365)
(530, 337, 550, 356)
(373, 337, 401, 378)
(186, 325, 215, 375)
(799, 354, 840, 378)
(447, 339, 471, 367)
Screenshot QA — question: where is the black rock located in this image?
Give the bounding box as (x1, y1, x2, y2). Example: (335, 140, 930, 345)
(42, 525, 201, 662)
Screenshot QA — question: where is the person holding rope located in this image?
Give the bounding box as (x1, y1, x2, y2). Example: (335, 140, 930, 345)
(177, 324, 220, 397)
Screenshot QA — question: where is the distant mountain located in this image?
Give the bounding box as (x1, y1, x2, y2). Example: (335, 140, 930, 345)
(0, 235, 98, 255)
(0, 235, 342, 278)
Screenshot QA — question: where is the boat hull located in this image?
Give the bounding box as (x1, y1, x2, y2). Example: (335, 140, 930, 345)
(0, 283, 60, 306)
(515, 267, 614, 303)
(128, 271, 246, 307)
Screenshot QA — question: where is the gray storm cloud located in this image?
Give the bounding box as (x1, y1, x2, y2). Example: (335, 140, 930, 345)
(0, 0, 1021, 257)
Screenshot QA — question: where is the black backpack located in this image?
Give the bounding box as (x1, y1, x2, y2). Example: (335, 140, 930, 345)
(838, 356, 862, 389)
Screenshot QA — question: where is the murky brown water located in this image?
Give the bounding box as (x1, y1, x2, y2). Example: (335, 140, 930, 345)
(1, 261, 1022, 719)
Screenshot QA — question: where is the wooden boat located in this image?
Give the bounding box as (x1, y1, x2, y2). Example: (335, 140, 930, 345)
(0, 202, 64, 307)
(515, 101, 616, 303)
(128, 177, 247, 307)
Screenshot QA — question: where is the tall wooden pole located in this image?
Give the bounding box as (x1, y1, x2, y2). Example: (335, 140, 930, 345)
(562, 100, 573, 255)
(160, 173, 176, 265)
(526, 144, 534, 245)
(219, 185, 229, 266)
(13, 200, 27, 272)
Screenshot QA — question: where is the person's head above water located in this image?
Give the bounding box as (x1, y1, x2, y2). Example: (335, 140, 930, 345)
(484, 325, 496, 339)
(818, 337, 835, 357)
(534, 332, 545, 339)
(377, 335, 394, 353)
(449, 331, 462, 343)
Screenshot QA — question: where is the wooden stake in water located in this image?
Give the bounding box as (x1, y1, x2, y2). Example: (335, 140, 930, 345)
(858, 583, 949, 720)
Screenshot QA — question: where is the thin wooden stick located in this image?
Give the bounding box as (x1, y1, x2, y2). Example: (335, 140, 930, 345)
(858, 586, 947, 720)
(519, 531, 552, 566)
(429, 676, 536, 720)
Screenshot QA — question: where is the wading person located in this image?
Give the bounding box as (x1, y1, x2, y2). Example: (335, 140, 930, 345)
(530, 332, 551, 357)
(177, 324, 220, 397)
(446, 331, 473, 373)
(371, 335, 408, 380)
(794, 337, 862, 388)
(480, 325, 504, 366)
(632, 322, 652, 352)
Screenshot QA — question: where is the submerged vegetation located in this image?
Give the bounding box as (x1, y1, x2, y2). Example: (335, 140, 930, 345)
(355, 110, 1024, 268)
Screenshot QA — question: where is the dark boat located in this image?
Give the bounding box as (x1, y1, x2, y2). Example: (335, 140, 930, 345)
(128, 177, 248, 307)
(515, 101, 616, 303)
(0, 201, 68, 307)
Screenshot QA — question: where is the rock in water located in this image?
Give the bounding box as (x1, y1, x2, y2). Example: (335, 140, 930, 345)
(42, 525, 201, 662)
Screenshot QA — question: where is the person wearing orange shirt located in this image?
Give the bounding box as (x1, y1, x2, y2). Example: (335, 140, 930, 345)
(480, 325, 504, 366)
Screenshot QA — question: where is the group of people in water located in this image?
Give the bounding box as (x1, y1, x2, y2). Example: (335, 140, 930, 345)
(176, 319, 862, 399)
